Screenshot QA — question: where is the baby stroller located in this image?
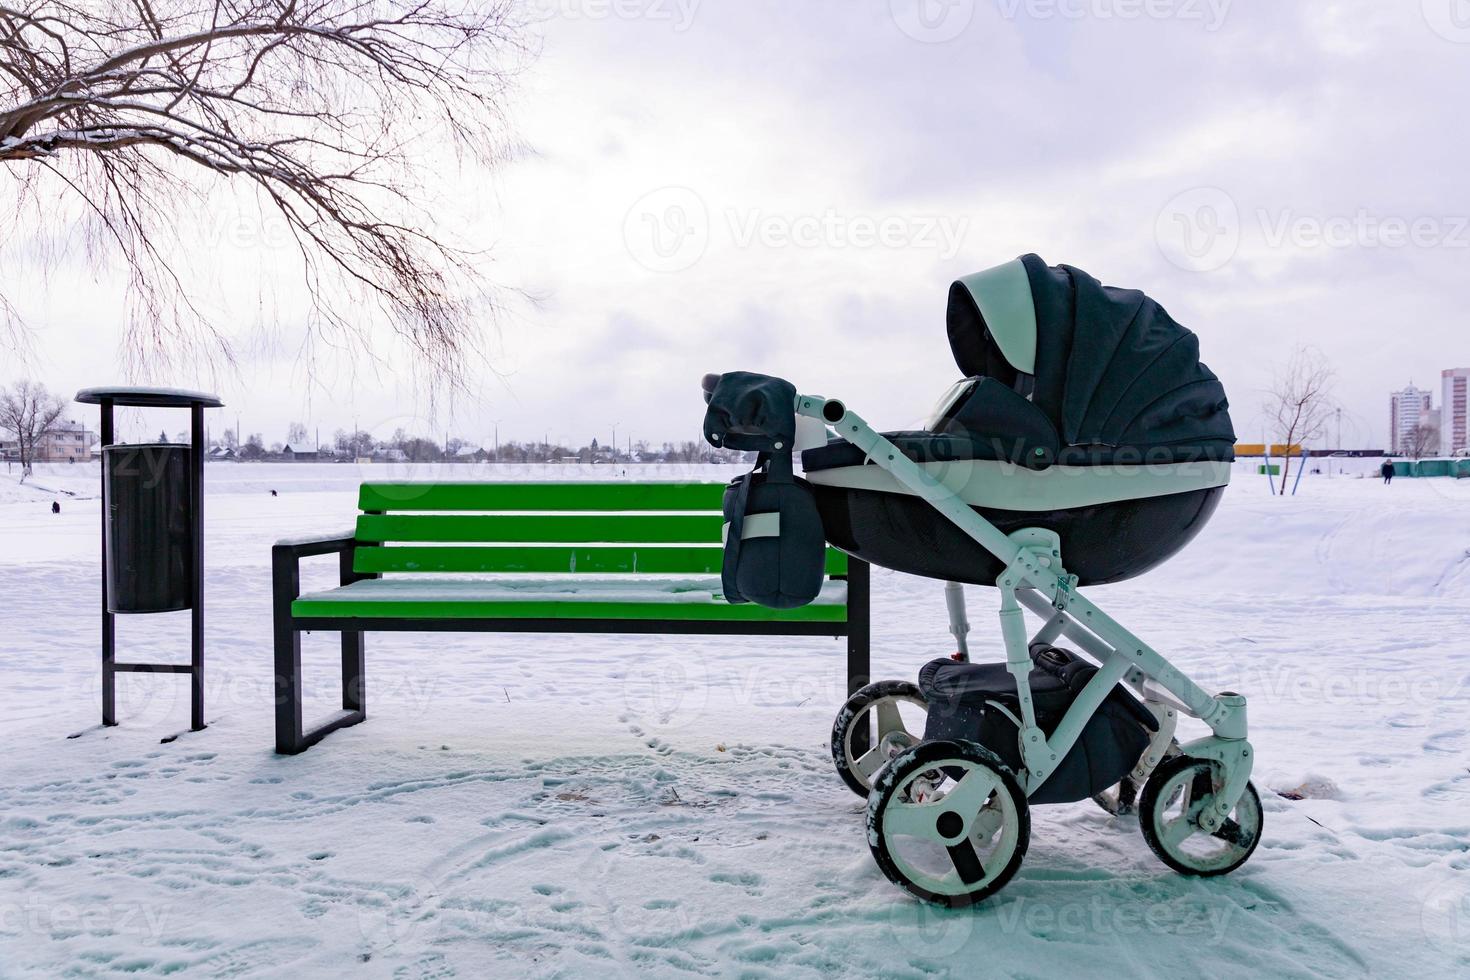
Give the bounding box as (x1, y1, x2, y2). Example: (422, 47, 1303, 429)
(702, 254, 1261, 906)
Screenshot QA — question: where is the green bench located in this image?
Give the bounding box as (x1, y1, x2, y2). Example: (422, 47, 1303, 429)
(272, 481, 870, 754)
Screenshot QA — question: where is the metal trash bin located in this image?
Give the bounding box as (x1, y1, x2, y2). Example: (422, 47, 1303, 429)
(77, 386, 222, 733)
(103, 444, 193, 613)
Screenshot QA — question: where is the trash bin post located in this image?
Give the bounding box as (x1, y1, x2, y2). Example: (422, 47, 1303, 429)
(76, 387, 223, 734)
(99, 396, 116, 727)
(190, 401, 205, 731)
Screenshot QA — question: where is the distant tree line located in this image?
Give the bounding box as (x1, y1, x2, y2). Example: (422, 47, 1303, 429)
(206, 424, 748, 464)
(0, 382, 751, 471)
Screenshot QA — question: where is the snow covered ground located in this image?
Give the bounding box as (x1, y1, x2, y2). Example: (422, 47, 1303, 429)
(1, 462, 1467, 978)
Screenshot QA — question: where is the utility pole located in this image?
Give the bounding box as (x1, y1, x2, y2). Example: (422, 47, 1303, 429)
(1334, 407, 1342, 476)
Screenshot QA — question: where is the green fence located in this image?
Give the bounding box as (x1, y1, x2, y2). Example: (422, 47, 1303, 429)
(1390, 459, 1470, 478)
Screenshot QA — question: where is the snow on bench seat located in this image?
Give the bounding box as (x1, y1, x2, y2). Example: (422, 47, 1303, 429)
(292, 576, 850, 622)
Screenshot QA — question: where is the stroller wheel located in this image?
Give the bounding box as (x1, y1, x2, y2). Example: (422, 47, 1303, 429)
(867, 740, 1029, 907)
(1138, 754, 1263, 877)
(1093, 739, 1182, 816)
(831, 680, 927, 797)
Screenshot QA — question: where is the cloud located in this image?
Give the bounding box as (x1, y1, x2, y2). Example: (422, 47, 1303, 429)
(10, 0, 1466, 448)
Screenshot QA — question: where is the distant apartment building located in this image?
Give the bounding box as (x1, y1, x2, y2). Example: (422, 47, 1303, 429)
(1443, 368, 1470, 455)
(0, 419, 96, 462)
(1389, 384, 1433, 454)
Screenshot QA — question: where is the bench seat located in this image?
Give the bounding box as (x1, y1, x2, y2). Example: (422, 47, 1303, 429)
(271, 481, 871, 754)
(293, 576, 849, 622)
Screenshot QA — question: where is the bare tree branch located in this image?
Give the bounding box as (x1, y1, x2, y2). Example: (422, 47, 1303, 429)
(0, 377, 66, 478)
(1263, 345, 1336, 495)
(1, 0, 529, 388)
(1407, 420, 1440, 460)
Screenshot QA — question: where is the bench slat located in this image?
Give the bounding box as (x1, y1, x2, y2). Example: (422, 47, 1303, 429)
(356, 513, 727, 544)
(353, 545, 850, 576)
(358, 481, 726, 512)
(293, 596, 847, 623)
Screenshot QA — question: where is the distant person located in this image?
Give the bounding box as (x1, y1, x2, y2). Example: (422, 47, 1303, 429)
(270, 489, 279, 497)
(51, 500, 60, 515)
(1380, 460, 1394, 484)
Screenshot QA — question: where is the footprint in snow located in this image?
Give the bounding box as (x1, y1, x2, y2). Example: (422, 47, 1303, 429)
(1424, 730, 1466, 754)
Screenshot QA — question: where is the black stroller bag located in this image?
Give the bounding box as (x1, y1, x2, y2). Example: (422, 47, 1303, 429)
(703, 371, 826, 609)
(720, 457, 825, 609)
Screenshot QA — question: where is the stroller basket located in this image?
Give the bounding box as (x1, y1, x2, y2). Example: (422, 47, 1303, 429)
(920, 644, 1156, 805)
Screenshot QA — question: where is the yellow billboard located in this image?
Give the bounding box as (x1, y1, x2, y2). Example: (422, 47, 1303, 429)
(1235, 443, 1303, 456)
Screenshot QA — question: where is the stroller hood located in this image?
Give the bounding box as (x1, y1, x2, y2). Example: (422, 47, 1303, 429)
(948, 255, 1235, 462)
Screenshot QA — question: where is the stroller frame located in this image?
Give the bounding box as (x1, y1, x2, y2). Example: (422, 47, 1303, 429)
(797, 393, 1254, 827)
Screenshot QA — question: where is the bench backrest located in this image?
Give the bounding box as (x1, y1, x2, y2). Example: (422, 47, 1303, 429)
(352, 482, 849, 577)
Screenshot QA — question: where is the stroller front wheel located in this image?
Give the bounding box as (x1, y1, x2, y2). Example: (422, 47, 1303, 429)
(1138, 754, 1264, 876)
(830, 680, 927, 797)
(867, 739, 1030, 907)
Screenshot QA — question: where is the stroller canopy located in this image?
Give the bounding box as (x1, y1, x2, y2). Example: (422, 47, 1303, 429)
(947, 254, 1235, 464)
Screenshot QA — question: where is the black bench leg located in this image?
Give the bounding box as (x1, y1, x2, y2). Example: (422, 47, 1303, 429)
(274, 617, 305, 755)
(273, 621, 367, 755)
(846, 559, 871, 697)
(272, 544, 367, 755)
(342, 631, 365, 715)
(273, 547, 305, 754)
(844, 560, 873, 756)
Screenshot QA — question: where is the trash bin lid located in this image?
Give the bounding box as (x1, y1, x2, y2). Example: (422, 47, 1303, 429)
(76, 386, 224, 408)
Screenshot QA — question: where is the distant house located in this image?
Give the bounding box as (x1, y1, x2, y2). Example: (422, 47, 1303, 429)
(281, 443, 319, 462)
(0, 420, 97, 462)
(207, 446, 238, 462)
(453, 445, 483, 462)
(373, 448, 407, 463)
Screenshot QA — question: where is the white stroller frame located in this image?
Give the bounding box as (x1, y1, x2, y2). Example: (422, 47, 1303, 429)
(797, 392, 1254, 830)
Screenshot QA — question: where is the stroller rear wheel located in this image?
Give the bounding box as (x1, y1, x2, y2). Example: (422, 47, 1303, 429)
(1138, 754, 1263, 876)
(830, 680, 927, 797)
(867, 740, 1029, 907)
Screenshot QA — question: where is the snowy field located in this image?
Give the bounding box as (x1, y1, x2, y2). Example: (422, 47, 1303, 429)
(1, 461, 1468, 978)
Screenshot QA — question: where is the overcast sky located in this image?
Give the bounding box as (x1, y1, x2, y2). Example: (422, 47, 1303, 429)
(8, 0, 1468, 449)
